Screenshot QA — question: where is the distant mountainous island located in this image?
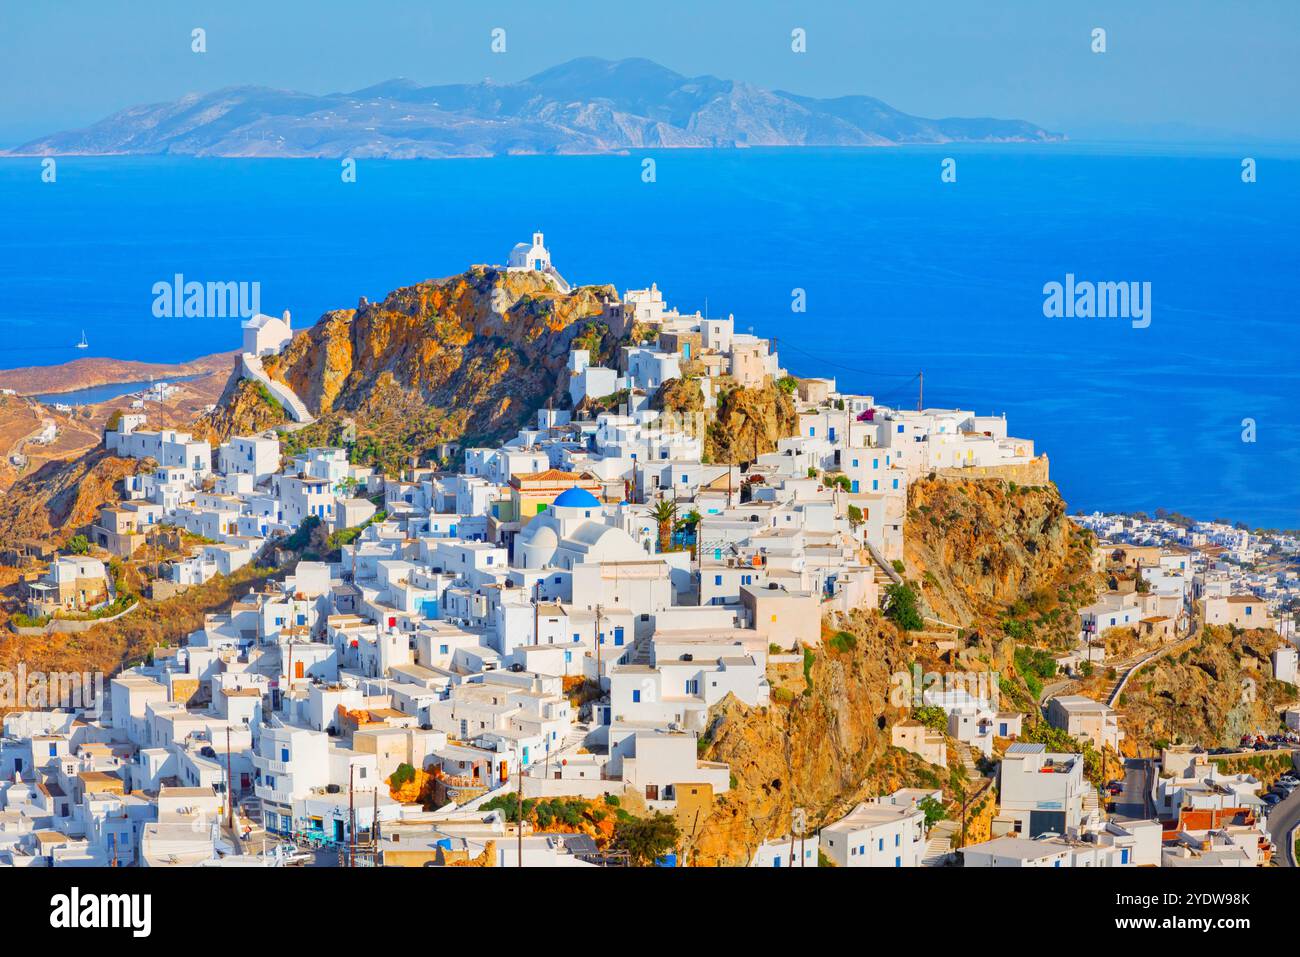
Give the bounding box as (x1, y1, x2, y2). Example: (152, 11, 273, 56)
(8, 57, 1064, 159)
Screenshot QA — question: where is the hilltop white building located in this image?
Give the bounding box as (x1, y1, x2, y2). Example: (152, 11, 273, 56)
(242, 311, 293, 357)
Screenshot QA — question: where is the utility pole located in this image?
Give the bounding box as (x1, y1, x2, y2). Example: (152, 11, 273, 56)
(371, 784, 379, 866)
(284, 641, 293, 713)
(786, 806, 806, 867)
(689, 808, 701, 867)
(225, 725, 235, 831)
(348, 764, 355, 868)
(594, 604, 603, 685)
(533, 578, 540, 646)
(516, 748, 524, 868)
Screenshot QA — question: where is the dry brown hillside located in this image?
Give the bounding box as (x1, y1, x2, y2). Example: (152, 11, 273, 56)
(905, 475, 1101, 649)
(235, 268, 614, 445)
(0, 564, 276, 710)
(0, 449, 143, 548)
(655, 376, 797, 465)
(692, 476, 1098, 864)
(1118, 626, 1297, 751)
(692, 609, 915, 865)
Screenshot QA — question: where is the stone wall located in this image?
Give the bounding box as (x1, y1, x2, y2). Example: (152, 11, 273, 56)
(934, 454, 1050, 487)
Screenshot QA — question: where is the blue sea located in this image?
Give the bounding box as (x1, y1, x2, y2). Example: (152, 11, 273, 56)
(1, 147, 1297, 527)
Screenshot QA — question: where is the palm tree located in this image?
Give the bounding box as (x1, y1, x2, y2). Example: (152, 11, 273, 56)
(650, 498, 677, 554)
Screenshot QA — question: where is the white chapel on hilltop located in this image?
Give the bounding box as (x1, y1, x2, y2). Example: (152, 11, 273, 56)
(507, 231, 570, 292)
(241, 309, 293, 357)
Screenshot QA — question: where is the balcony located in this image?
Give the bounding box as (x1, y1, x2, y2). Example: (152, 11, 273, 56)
(252, 753, 292, 776)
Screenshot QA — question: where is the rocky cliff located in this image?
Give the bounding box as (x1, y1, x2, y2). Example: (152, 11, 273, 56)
(0, 449, 144, 548)
(904, 475, 1101, 648)
(692, 477, 1097, 864)
(655, 376, 798, 465)
(692, 610, 915, 865)
(200, 267, 617, 462)
(194, 374, 288, 442)
(1118, 626, 1296, 750)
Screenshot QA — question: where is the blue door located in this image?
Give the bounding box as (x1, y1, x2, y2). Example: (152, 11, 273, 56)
(614, 626, 625, 646)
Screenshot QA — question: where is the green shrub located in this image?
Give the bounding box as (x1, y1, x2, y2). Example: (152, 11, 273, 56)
(884, 583, 924, 631)
(918, 795, 948, 827)
(827, 630, 857, 653)
(913, 705, 948, 733)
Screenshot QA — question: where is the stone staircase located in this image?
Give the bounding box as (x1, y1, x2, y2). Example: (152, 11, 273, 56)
(240, 353, 315, 424)
(957, 742, 983, 781)
(865, 541, 903, 590)
(561, 722, 590, 752)
(1083, 784, 1102, 817)
(922, 819, 959, 866)
(626, 637, 653, 667)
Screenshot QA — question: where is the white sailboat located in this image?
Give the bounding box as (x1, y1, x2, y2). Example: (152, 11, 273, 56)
(75, 330, 88, 349)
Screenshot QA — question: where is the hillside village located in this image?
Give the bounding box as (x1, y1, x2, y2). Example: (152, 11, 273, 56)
(1, 237, 1297, 869)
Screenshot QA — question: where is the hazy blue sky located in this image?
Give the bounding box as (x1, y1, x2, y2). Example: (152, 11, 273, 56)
(1, 0, 1296, 145)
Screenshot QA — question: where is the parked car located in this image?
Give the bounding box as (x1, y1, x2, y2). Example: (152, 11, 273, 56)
(1262, 793, 1282, 806)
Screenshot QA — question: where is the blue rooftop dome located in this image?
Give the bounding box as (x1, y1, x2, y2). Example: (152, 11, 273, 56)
(552, 487, 601, 509)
